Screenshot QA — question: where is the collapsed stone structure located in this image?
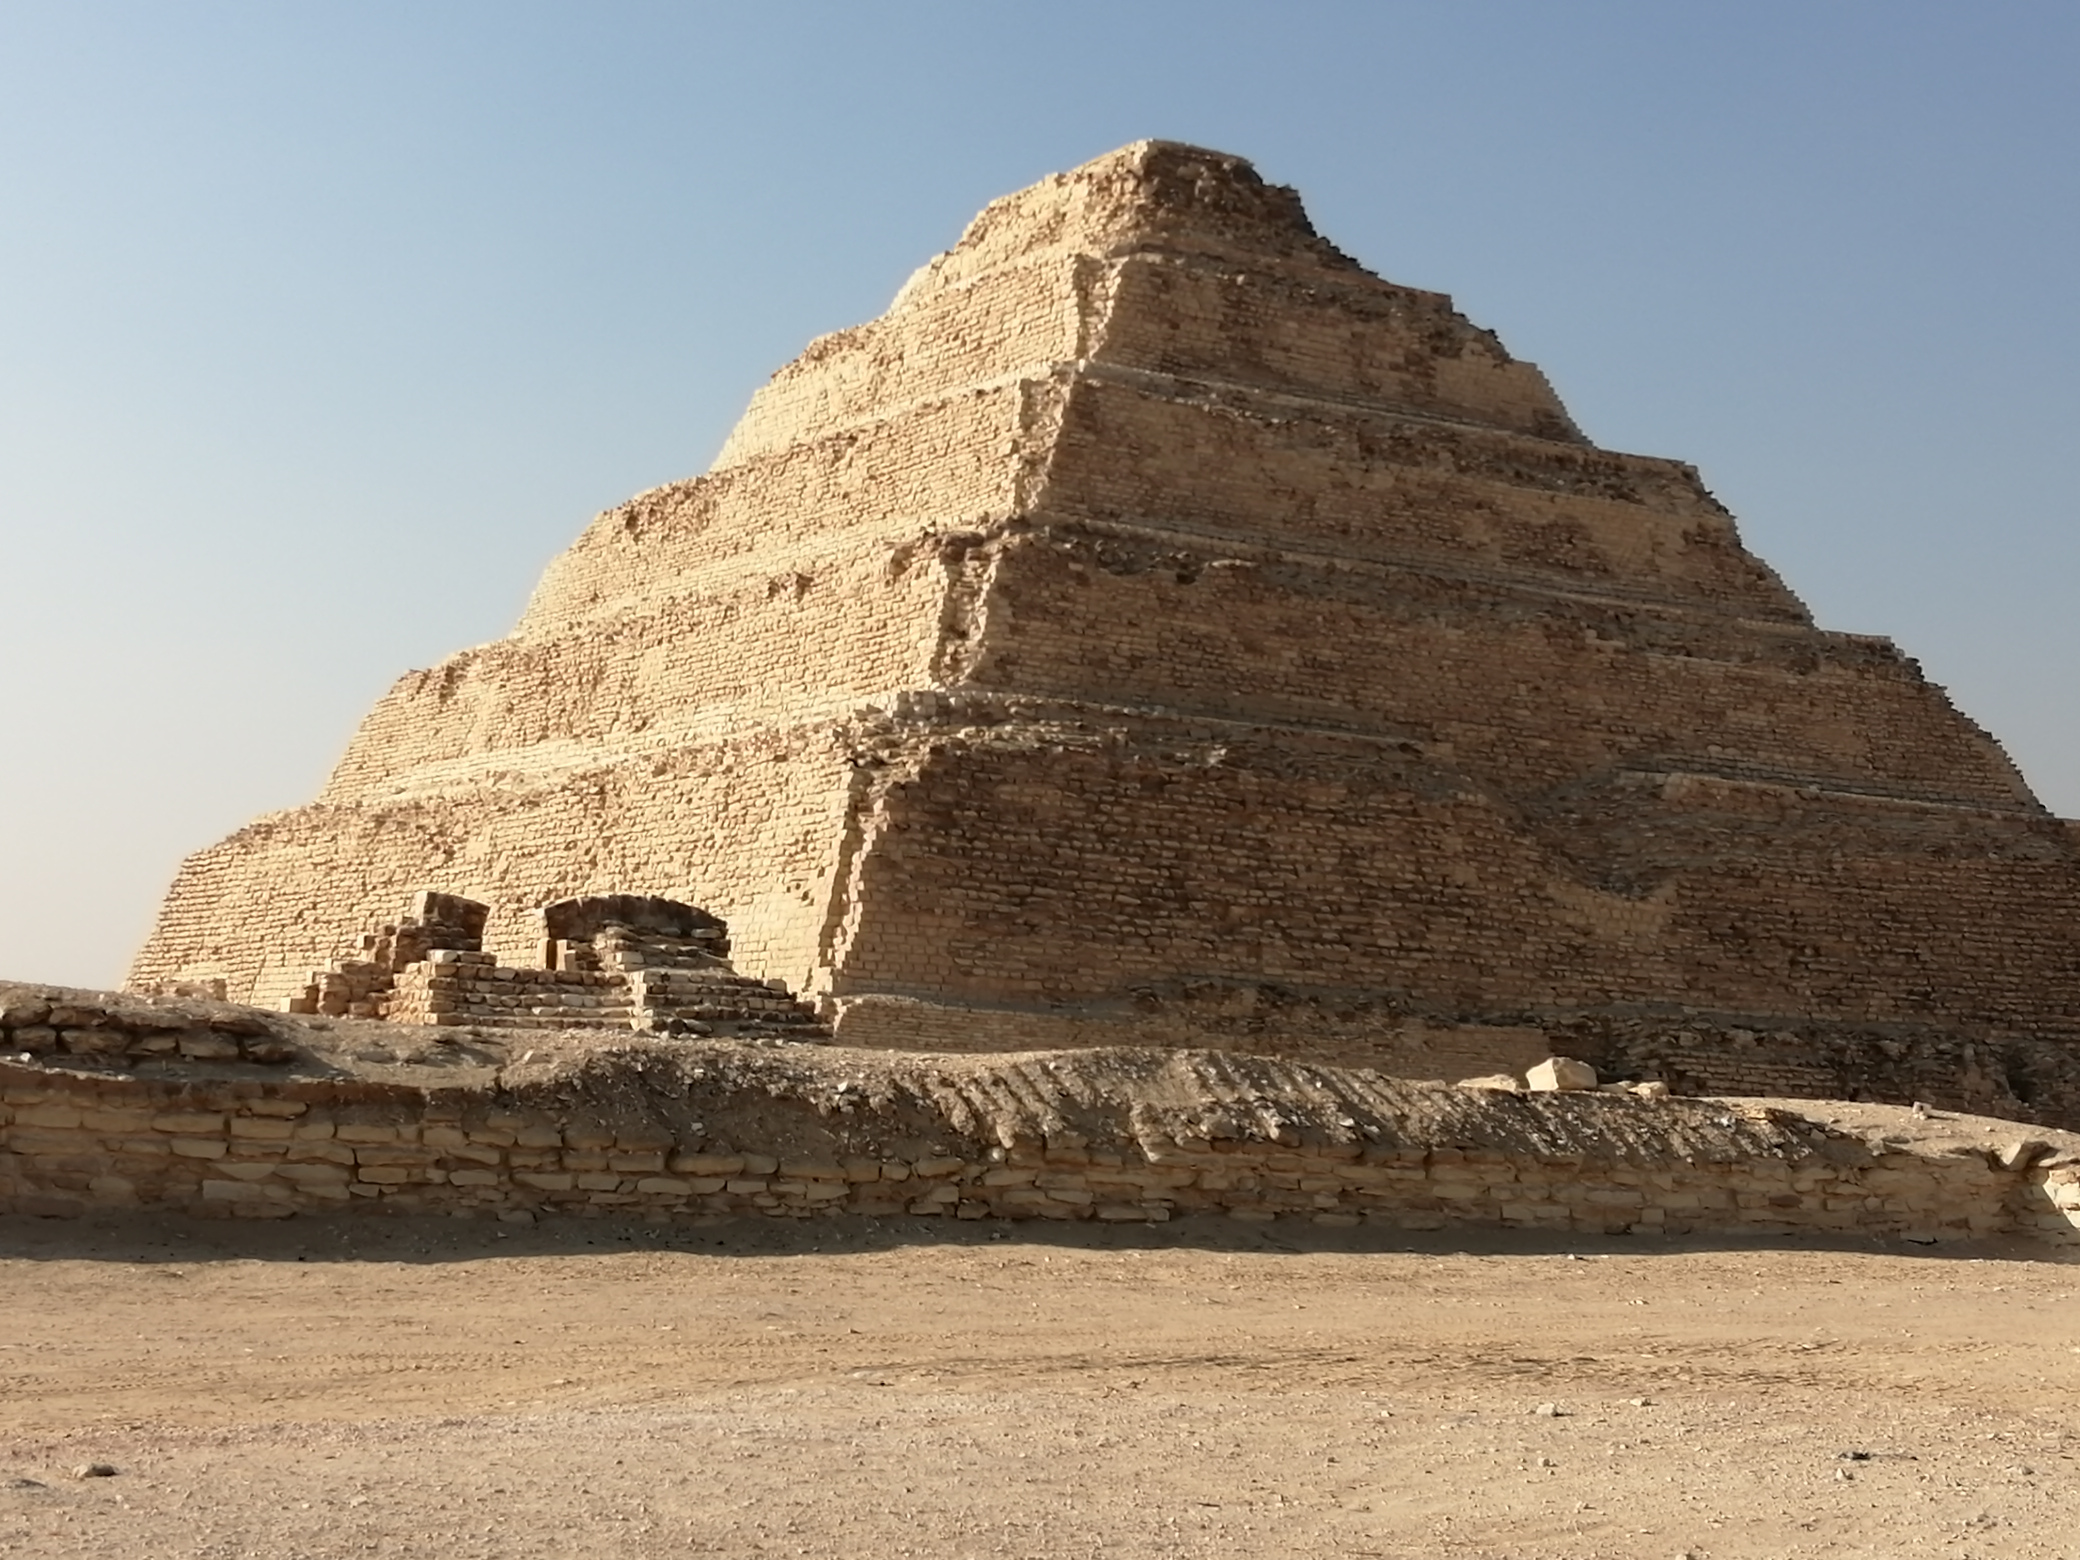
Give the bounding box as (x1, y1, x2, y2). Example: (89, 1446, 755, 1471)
(129, 140, 2080, 1111)
(286, 892, 824, 1039)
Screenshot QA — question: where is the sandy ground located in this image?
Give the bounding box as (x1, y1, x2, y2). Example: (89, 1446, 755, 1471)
(1, 1210, 2076, 1560)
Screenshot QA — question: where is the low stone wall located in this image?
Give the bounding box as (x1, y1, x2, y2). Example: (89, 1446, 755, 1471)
(0, 987, 301, 1068)
(3, 1045, 2076, 1247)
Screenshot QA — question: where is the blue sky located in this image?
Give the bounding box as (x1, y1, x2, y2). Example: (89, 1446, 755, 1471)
(3, 1, 2076, 987)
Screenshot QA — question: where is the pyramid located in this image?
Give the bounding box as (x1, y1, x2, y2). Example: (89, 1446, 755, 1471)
(131, 142, 2080, 1104)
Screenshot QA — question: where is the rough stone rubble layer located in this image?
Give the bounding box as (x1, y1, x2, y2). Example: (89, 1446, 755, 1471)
(4, 998, 2078, 1246)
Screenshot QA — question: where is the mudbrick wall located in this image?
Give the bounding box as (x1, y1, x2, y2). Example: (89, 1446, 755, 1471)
(3, 1046, 2077, 1250)
(126, 140, 2080, 1114)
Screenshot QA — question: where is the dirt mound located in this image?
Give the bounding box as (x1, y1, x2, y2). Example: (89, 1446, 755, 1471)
(497, 1039, 1831, 1168)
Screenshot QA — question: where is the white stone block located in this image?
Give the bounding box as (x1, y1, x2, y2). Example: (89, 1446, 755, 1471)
(1526, 1057, 1599, 1092)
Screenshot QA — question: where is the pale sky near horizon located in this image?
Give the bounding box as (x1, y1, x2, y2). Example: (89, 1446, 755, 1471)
(2, 1, 2076, 990)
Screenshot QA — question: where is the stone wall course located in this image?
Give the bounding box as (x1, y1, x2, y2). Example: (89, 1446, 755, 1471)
(1, 1042, 2075, 1250)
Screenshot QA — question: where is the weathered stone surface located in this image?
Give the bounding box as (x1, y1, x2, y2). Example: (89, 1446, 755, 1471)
(1528, 1058, 1600, 1093)
(0, 984, 303, 1073)
(2, 1040, 2077, 1246)
(243, 891, 825, 1042)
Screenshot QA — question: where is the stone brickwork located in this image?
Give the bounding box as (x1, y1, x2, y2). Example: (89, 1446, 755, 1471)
(288, 895, 826, 1040)
(3, 1048, 2077, 1249)
(288, 891, 488, 1020)
(0, 986, 302, 1068)
(127, 140, 2080, 1117)
(385, 953, 821, 1037)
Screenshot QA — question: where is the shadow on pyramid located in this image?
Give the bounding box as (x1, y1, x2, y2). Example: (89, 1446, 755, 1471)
(131, 141, 2080, 1121)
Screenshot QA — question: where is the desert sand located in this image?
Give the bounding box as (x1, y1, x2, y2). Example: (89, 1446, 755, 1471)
(2, 1208, 2075, 1559)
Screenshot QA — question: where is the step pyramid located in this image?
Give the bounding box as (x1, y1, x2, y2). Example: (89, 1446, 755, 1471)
(131, 141, 2080, 1105)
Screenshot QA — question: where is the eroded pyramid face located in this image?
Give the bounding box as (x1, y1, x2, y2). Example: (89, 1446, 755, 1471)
(131, 141, 2080, 1117)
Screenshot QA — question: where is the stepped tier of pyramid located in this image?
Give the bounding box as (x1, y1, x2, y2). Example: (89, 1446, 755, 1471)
(130, 141, 2080, 1114)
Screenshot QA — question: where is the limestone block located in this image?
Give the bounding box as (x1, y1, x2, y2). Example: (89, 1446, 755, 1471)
(175, 1031, 242, 1061)
(277, 1162, 351, 1184)
(284, 1141, 356, 1165)
(11, 1104, 83, 1130)
(150, 1112, 225, 1136)
(1526, 1058, 1599, 1093)
(79, 1108, 154, 1134)
(1997, 1139, 2053, 1170)
(69, 1114, 142, 1139)
(200, 1180, 267, 1202)
(669, 1153, 746, 1175)
(353, 1145, 435, 1167)
(613, 1128, 687, 1154)
(229, 1118, 295, 1141)
(61, 1028, 128, 1057)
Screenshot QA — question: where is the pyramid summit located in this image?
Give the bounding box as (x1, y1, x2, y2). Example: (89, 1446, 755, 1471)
(131, 141, 2080, 1120)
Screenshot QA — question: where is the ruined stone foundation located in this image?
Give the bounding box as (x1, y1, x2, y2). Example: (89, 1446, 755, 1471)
(131, 140, 2080, 1110)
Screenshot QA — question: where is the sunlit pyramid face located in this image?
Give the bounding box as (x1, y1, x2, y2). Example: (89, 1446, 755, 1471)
(131, 142, 2079, 1114)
